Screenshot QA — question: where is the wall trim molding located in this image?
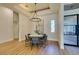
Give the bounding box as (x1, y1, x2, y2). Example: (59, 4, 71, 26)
(0, 38, 13, 44)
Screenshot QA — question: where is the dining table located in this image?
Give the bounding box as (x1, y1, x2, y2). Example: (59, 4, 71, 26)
(29, 34, 43, 38)
(29, 34, 43, 48)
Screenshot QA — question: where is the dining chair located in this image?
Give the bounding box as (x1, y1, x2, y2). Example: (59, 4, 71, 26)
(26, 34, 36, 50)
(27, 34, 32, 40)
(39, 34, 47, 47)
(25, 35, 32, 47)
(30, 37, 41, 50)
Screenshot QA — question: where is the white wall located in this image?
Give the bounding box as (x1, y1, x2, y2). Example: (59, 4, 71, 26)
(19, 13, 32, 41)
(57, 4, 64, 49)
(38, 13, 58, 41)
(0, 7, 13, 43)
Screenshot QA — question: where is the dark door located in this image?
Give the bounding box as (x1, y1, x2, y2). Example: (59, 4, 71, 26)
(76, 25, 79, 46)
(64, 14, 79, 46)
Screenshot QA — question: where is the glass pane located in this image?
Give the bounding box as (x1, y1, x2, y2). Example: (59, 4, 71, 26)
(64, 15, 77, 45)
(64, 25, 75, 35)
(64, 15, 77, 25)
(51, 20, 55, 32)
(64, 35, 77, 45)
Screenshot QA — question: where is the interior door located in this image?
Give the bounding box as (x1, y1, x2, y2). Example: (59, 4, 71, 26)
(64, 15, 78, 46)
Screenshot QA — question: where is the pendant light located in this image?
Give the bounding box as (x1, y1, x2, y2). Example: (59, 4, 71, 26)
(30, 3, 41, 22)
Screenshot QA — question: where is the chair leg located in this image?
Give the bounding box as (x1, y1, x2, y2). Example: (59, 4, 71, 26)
(43, 41, 47, 48)
(37, 43, 40, 48)
(30, 43, 33, 50)
(45, 40, 47, 47)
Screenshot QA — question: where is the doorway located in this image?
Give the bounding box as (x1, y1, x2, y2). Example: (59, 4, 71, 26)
(13, 12, 19, 41)
(64, 14, 79, 46)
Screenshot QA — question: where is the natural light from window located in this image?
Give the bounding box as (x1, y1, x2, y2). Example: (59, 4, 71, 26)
(51, 20, 55, 32)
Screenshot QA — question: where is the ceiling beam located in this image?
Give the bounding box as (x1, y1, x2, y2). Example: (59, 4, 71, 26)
(30, 7, 50, 13)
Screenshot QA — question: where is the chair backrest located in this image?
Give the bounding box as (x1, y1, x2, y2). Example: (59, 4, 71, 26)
(27, 34, 30, 39)
(43, 34, 46, 37)
(43, 34, 47, 40)
(27, 34, 32, 41)
(25, 35, 29, 41)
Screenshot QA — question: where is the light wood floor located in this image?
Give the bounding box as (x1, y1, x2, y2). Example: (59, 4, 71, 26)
(0, 40, 79, 55)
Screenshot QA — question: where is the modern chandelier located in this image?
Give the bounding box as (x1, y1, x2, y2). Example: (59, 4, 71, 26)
(30, 3, 41, 22)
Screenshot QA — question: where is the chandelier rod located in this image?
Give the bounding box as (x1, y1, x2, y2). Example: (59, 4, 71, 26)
(30, 3, 41, 22)
(33, 3, 37, 17)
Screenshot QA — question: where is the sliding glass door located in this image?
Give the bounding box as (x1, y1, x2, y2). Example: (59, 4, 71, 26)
(64, 14, 79, 46)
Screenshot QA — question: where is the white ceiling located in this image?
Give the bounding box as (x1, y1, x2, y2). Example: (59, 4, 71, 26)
(19, 3, 50, 12)
(0, 3, 60, 17)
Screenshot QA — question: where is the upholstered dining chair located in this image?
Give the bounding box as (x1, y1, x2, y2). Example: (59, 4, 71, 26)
(25, 35, 32, 47)
(39, 34, 47, 47)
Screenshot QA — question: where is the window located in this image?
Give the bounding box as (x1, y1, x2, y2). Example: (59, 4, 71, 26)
(51, 20, 55, 32)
